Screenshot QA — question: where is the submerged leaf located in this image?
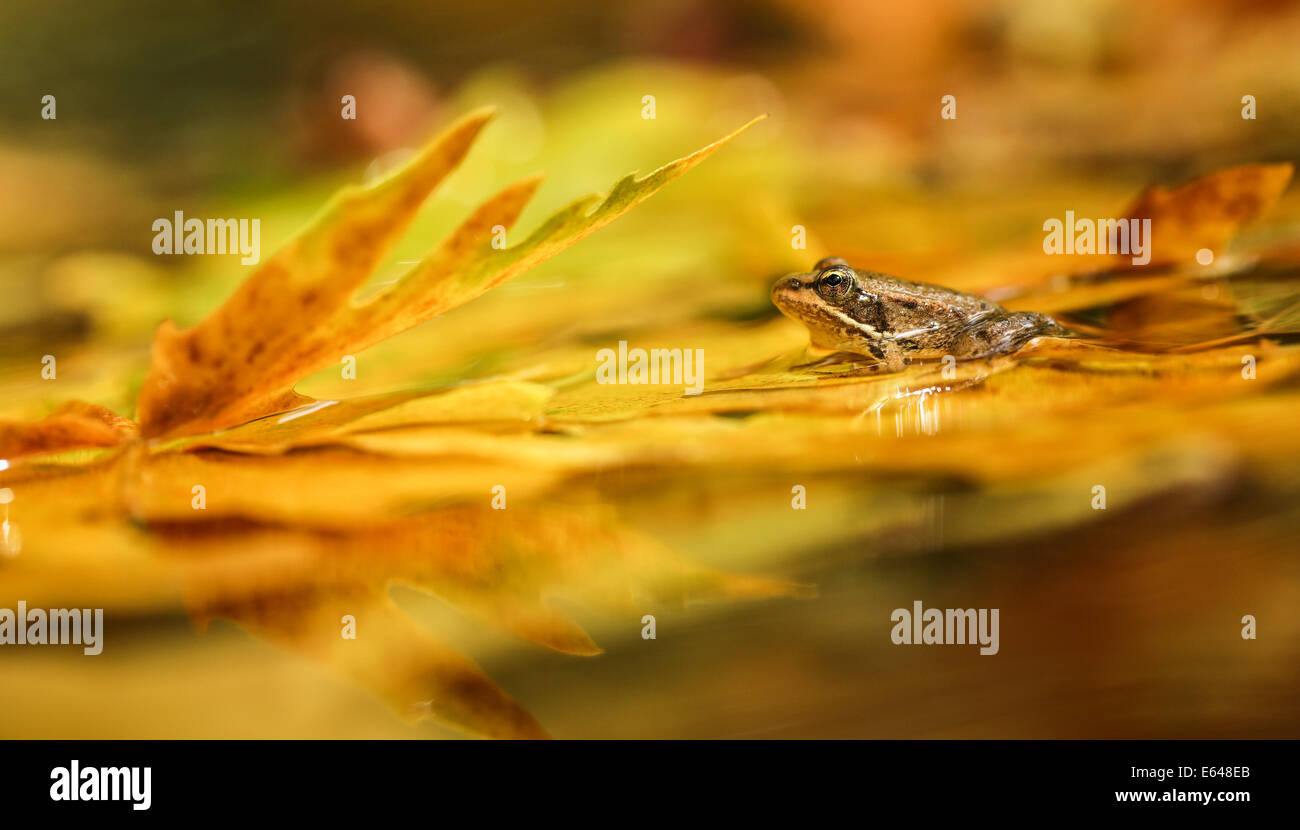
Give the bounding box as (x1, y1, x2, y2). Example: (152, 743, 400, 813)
(184, 567, 551, 739)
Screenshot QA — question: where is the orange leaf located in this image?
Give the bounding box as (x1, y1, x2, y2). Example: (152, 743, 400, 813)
(1120, 163, 1293, 267)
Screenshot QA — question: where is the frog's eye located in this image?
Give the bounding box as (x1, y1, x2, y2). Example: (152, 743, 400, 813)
(816, 267, 855, 301)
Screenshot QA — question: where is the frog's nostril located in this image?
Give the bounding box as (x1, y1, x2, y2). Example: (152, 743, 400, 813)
(787, 278, 801, 290)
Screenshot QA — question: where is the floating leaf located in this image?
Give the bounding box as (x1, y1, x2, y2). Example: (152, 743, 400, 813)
(0, 400, 137, 459)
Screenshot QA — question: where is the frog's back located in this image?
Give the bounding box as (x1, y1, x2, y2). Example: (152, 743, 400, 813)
(853, 269, 1000, 329)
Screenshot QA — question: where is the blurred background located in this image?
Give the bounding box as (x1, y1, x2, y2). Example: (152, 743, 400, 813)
(1, 0, 1299, 738)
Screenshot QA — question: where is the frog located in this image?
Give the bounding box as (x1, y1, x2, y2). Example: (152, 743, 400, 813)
(771, 256, 1067, 373)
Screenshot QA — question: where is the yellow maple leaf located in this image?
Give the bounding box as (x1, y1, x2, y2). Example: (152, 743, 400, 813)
(135, 109, 764, 439)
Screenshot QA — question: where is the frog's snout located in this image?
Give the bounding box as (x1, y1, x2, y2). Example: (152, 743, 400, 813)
(770, 275, 810, 313)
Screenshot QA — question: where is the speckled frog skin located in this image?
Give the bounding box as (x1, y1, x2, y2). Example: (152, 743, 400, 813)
(771, 256, 1065, 372)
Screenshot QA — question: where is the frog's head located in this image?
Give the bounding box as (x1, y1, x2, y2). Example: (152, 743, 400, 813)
(771, 256, 886, 349)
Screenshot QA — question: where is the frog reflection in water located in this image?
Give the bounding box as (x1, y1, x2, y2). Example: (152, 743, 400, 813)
(772, 256, 1068, 373)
